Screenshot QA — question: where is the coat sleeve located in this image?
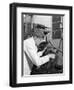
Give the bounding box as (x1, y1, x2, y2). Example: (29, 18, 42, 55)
(26, 44, 50, 67)
(24, 37, 55, 67)
(25, 43, 55, 67)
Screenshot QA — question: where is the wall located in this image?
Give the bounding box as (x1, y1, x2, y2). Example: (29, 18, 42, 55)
(0, 0, 74, 90)
(33, 15, 52, 28)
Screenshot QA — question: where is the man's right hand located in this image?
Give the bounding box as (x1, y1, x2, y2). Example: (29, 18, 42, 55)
(50, 54, 55, 59)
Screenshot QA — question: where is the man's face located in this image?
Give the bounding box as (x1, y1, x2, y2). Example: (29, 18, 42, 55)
(34, 36, 45, 46)
(33, 28, 46, 46)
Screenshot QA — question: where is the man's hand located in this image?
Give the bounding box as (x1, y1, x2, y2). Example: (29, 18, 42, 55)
(50, 54, 55, 59)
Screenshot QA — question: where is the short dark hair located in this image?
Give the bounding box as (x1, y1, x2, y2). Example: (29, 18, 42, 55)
(24, 28, 45, 40)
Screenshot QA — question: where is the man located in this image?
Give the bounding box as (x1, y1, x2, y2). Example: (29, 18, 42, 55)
(23, 26, 55, 75)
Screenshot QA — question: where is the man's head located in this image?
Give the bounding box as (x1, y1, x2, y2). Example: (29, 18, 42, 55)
(24, 23, 48, 46)
(33, 28, 45, 46)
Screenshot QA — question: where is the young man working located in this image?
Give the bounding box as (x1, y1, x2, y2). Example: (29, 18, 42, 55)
(23, 28, 55, 75)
